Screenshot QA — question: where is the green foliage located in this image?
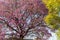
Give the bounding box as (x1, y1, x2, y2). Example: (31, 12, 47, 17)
(43, 0, 60, 40)
(43, 0, 60, 13)
(44, 13, 60, 30)
(43, 0, 60, 30)
(56, 28, 60, 40)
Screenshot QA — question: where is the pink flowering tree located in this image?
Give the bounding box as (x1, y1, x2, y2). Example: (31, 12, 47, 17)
(0, 0, 51, 40)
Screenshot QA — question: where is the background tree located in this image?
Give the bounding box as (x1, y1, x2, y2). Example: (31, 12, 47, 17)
(0, 0, 51, 40)
(43, 0, 60, 40)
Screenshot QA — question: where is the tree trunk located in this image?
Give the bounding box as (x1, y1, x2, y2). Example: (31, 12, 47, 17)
(19, 37, 24, 40)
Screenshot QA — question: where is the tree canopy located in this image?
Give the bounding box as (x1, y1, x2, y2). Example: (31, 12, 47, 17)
(0, 0, 51, 40)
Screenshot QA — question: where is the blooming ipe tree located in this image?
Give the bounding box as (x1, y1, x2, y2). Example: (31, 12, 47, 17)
(0, 0, 51, 40)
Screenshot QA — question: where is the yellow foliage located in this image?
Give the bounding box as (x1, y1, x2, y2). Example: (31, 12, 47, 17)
(43, 0, 60, 40)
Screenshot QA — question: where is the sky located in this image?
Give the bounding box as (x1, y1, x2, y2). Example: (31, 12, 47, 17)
(48, 33, 57, 40)
(48, 32, 57, 40)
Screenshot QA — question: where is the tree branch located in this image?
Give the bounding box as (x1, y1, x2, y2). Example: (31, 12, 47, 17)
(0, 18, 20, 34)
(5, 21, 20, 34)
